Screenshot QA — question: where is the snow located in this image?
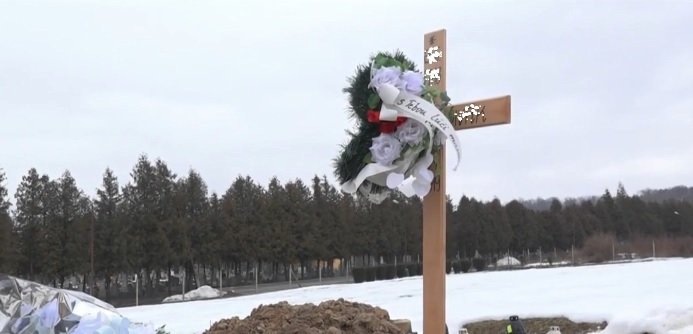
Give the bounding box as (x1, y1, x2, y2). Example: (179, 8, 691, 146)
(162, 285, 226, 303)
(523, 261, 570, 268)
(119, 258, 693, 334)
(496, 256, 521, 267)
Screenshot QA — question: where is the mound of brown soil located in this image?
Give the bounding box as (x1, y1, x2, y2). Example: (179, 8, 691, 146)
(463, 317, 606, 334)
(203, 298, 407, 334)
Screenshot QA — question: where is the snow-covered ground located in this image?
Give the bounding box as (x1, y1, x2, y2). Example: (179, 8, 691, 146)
(524, 260, 571, 268)
(162, 286, 226, 303)
(119, 258, 693, 334)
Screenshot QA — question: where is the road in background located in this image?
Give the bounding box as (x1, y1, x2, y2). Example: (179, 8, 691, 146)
(222, 275, 353, 296)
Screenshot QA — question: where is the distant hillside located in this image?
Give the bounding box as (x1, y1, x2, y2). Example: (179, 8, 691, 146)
(519, 185, 692, 211)
(518, 196, 598, 211)
(639, 185, 693, 203)
(517, 197, 560, 211)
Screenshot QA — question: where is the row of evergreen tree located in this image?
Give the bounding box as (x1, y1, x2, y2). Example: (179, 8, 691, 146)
(0, 155, 691, 297)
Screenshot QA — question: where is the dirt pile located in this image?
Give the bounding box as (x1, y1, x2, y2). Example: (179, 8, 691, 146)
(203, 298, 407, 334)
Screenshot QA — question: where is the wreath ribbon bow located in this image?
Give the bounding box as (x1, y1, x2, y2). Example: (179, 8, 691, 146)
(341, 83, 462, 199)
(375, 83, 462, 170)
(367, 110, 407, 133)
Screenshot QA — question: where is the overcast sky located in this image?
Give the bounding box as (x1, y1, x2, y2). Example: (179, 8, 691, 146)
(1, 0, 691, 204)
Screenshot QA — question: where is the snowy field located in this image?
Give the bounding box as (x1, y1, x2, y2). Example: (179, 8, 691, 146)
(119, 258, 693, 334)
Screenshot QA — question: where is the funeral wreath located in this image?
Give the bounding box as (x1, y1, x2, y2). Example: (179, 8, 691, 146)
(334, 51, 462, 204)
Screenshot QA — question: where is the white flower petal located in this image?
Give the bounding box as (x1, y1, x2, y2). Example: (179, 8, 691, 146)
(370, 133, 402, 166)
(397, 178, 418, 197)
(386, 172, 405, 189)
(419, 153, 434, 168)
(413, 180, 432, 197)
(396, 119, 427, 145)
(417, 169, 435, 184)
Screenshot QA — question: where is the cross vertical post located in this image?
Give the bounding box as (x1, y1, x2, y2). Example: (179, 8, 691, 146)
(422, 29, 448, 334)
(420, 28, 512, 333)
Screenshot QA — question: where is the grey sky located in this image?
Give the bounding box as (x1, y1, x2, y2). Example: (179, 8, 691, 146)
(1, 0, 691, 204)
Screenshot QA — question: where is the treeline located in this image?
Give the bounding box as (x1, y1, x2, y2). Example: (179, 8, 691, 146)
(640, 186, 693, 203)
(0, 156, 692, 299)
(518, 185, 693, 212)
(451, 186, 693, 259)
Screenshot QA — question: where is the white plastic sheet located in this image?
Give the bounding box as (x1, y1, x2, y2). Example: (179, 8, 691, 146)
(0, 274, 155, 334)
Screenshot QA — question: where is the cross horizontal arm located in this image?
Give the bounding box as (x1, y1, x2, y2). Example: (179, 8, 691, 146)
(451, 95, 511, 130)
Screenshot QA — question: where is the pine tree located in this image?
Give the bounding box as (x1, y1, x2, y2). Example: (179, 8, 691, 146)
(547, 199, 569, 250)
(94, 168, 124, 300)
(14, 168, 50, 280)
(0, 170, 14, 273)
(613, 183, 632, 239)
(678, 202, 693, 236)
(505, 200, 538, 254)
(445, 196, 457, 259)
(43, 171, 85, 287)
(579, 199, 602, 236)
(351, 196, 375, 263)
(475, 199, 497, 255)
(337, 192, 359, 261)
(152, 159, 177, 288)
(321, 177, 347, 265)
(123, 155, 169, 292)
(284, 179, 314, 278)
(660, 200, 685, 236)
(488, 199, 512, 254)
(175, 169, 210, 286)
(311, 175, 345, 272)
(372, 195, 402, 261)
(535, 211, 554, 252)
(0, 170, 9, 214)
(263, 177, 288, 279)
(220, 184, 241, 275)
(454, 196, 479, 258)
(222, 176, 266, 280)
(564, 204, 587, 247)
(207, 193, 225, 275)
(596, 189, 617, 234)
(75, 195, 95, 292)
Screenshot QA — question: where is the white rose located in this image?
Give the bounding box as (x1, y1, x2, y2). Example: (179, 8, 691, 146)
(369, 67, 402, 89)
(396, 119, 427, 145)
(369, 133, 402, 166)
(397, 70, 425, 95)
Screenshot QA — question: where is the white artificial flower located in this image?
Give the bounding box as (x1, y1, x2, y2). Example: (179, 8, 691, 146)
(411, 159, 435, 197)
(412, 178, 432, 198)
(369, 133, 402, 166)
(386, 172, 405, 189)
(396, 119, 427, 145)
(369, 67, 402, 89)
(398, 70, 424, 95)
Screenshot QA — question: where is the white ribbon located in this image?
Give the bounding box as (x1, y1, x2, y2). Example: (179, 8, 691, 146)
(341, 83, 462, 200)
(376, 83, 461, 170)
(340, 144, 421, 194)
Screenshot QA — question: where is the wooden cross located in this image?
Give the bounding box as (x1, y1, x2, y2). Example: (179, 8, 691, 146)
(421, 29, 511, 334)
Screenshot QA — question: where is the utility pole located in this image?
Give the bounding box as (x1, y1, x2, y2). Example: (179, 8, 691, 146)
(135, 274, 139, 306)
(652, 240, 656, 258)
